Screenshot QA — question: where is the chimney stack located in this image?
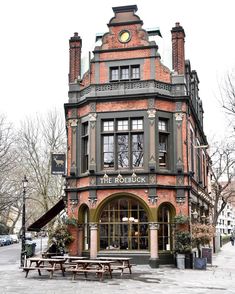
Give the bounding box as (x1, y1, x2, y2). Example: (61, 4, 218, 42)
(171, 22, 185, 75)
(69, 32, 82, 83)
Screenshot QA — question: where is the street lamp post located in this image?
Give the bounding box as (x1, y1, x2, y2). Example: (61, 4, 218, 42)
(21, 175, 28, 267)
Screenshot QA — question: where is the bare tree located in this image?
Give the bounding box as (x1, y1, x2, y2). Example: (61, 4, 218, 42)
(17, 109, 66, 226)
(210, 141, 235, 226)
(220, 70, 235, 116)
(0, 114, 18, 213)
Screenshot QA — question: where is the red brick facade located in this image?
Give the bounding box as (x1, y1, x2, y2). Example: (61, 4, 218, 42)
(65, 5, 211, 267)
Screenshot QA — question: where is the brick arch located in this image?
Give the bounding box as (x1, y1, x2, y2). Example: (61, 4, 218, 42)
(77, 203, 89, 223)
(157, 202, 176, 221)
(93, 192, 154, 222)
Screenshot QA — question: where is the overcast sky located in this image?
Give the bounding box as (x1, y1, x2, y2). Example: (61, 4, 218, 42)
(1, 0, 235, 141)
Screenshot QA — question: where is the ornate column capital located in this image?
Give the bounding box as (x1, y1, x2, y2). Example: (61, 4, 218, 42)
(149, 222, 159, 230)
(89, 223, 98, 230)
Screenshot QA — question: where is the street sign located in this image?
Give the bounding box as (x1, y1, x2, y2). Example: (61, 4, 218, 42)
(51, 153, 66, 175)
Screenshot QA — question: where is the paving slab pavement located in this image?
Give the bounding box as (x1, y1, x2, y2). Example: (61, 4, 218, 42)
(1, 242, 235, 294)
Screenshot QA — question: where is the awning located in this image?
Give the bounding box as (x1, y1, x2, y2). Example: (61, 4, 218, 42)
(27, 199, 65, 232)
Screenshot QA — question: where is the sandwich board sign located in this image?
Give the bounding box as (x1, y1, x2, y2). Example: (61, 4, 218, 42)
(51, 153, 66, 175)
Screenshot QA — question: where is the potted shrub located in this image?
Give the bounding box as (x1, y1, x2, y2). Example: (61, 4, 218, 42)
(174, 231, 192, 269)
(191, 223, 215, 269)
(173, 214, 189, 224)
(48, 223, 74, 254)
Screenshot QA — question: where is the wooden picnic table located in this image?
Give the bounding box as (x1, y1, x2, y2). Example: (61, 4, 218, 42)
(66, 259, 115, 281)
(23, 257, 66, 279)
(96, 257, 133, 276)
(53, 255, 87, 261)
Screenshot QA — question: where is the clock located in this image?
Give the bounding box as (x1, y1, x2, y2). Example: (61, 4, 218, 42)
(119, 30, 131, 43)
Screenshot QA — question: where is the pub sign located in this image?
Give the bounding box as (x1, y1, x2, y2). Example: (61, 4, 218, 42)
(51, 153, 66, 175)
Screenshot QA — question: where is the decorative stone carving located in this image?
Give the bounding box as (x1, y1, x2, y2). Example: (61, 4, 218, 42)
(90, 102, 96, 112)
(149, 223, 159, 230)
(147, 109, 156, 118)
(90, 177, 96, 186)
(148, 98, 155, 109)
(176, 102, 182, 112)
(174, 113, 184, 121)
(71, 109, 77, 117)
(149, 175, 156, 184)
(69, 119, 78, 127)
(89, 113, 97, 122)
(89, 223, 98, 230)
(177, 175, 184, 185)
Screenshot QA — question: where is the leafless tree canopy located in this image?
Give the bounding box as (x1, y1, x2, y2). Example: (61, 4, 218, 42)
(210, 141, 235, 225)
(0, 114, 18, 212)
(17, 110, 66, 225)
(220, 70, 235, 117)
(0, 109, 67, 233)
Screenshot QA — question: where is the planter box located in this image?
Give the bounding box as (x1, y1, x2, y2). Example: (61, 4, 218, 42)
(185, 252, 194, 269)
(176, 253, 185, 269)
(194, 257, 207, 270)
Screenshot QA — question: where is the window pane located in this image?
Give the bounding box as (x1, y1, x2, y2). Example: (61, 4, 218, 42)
(159, 134, 167, 167)
(159, 134, 167, 151)
(121, 67, 129, 80)
(132, 119, 143, 130)
(103, 120, 114, 132)
(117, 120, 129, 131)
(131, 66, 140, 79)
(111, 68, 119, 81)
(82, 137, 88, 172)
(118, 135, 129, 168)
(158, 120, 167, 131)
(132, 134, 143, 167)
(103, 135, 114, 168)
(82, 122, 88, 135)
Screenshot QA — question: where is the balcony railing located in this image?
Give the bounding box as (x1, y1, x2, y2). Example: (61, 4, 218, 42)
(69, 80, 177, 102)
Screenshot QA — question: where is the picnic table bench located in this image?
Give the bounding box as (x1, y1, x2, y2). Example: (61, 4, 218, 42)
(23, 257, 66, 279)
(66, 259, 115, 281)
(96, 257, 134, 276)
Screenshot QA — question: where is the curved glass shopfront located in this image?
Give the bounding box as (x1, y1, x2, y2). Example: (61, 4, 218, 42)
(99, 197, 149, 250)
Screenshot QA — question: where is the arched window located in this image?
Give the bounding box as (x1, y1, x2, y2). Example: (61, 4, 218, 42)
(99, 197, 148, 250)
(158, 204, 173, 251)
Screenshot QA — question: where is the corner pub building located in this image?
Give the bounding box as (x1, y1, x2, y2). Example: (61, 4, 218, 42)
(64, 5, 211, 267)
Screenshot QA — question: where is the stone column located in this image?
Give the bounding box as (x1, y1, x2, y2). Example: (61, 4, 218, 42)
(89, 223, 98, 259)
(147, 98, 156, 172)
(88, 103, 97, 173)
(149, 222, 159, 268)
(77, 225, 84, 256)
(174, 110, 184, 173)
(68, 118, 78, 176)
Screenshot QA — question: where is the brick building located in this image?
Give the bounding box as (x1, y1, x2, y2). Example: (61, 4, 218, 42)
(64, 5, 211, 267)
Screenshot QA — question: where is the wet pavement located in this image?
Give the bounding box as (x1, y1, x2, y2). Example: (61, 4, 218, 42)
(1, 242, 235, 294)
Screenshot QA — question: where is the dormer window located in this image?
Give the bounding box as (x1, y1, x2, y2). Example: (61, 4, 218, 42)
(110, 65, 140, 82)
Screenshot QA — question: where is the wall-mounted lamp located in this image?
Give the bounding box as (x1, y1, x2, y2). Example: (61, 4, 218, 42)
(122, 217, 139, 222)
(201, 213, 206, 223)
(192, 209, 199, 220)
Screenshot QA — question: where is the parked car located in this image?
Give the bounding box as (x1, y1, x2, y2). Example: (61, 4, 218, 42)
(10, 234, 19, 243)
(0, 236, 5, 246)
(0, 235, 11, 245)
